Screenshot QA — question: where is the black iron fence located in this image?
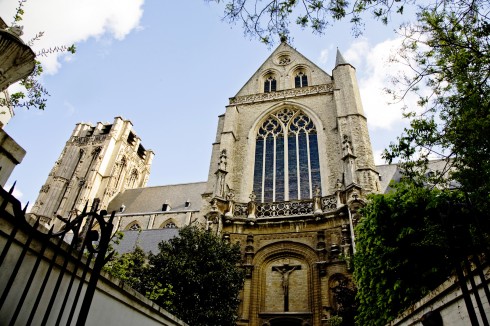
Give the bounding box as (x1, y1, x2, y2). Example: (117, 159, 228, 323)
(0, 183, 115, 326)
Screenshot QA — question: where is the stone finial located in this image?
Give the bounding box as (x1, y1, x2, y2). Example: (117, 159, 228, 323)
(226, 191, 235, 201)
(314, 185, 321, 196)
(313, 185, 323, 215)
(211, 199, 218, 212)
(336, 179, 343, 190)
(247, 192, 257, 219)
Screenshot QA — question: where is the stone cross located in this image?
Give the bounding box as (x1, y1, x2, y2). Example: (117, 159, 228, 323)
(272, 263, 301, 311)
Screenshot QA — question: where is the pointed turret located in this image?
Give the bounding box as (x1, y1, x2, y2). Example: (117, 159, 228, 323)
(335, 48, 349, 67)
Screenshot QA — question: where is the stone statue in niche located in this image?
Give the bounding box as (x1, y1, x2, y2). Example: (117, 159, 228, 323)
(225, 191, 235, 218)
(342, 134, 353, 156)
(218, 149, 227, 171)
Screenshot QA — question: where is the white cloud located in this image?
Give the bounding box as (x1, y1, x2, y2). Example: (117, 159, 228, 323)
(343, 37, 425, 130)
(373, 149, 386, 165)
(343, 37, 370, 68)
(0, 0, 145, 74)
(319, 48, 330, 65)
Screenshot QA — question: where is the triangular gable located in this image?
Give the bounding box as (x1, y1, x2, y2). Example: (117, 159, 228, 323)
(234, 42, 332, 98)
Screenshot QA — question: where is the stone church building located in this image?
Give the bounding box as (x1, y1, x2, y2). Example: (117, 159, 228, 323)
(30, 42, 396, 325)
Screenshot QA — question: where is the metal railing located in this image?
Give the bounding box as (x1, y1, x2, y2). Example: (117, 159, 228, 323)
(0, 183, 115, 326)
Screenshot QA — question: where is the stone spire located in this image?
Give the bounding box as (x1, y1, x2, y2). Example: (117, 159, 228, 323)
(335, 48, 349, 67)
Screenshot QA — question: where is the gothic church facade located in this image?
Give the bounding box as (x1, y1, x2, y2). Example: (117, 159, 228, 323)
(32, 42, 382, 326)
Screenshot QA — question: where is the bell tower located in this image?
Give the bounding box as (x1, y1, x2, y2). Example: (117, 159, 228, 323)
(30, 116, 154, 229)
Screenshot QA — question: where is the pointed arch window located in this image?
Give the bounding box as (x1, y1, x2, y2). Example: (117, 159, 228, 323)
(253, 108, 321, 202)
(128, 169, 138, 188)
(264, 75, 277, 93)
(295, 71, 308, 88)
(126, 222, 141, 231)
(164, 221, 177, 228)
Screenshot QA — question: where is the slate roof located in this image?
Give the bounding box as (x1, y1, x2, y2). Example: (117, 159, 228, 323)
(113, 228, 180, 254)
(107, 182, 207, 214)
(375, 159, 456, 193)
(335, 48, 349, 67)
(376, 163, 402, 193)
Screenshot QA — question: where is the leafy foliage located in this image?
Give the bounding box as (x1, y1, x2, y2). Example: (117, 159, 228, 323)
(104, 246, 148, 291)
(207, 0, 412, 45)
(353, 182, 478, 325)
(104, 226, 245, 326)
(145, 226, 245, 326)
(383, 0, 490, 213)
(331, 278, 357, 326)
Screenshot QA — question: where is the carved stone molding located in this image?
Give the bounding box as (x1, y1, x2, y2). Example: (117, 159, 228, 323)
(70, 135, 107, 145)
(229, 83, 335, 105)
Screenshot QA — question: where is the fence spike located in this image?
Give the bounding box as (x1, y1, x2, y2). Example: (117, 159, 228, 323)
(22, 201, 30, 214)
(8, 181, 16, 194)
(81, 202, 88, 215)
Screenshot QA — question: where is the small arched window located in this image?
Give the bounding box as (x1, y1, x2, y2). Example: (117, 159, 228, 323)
(295, 71, 308, 88)
(253, 108, 321, 202)
(126, 222, 141, 231)
(164, 221, 177, 228)
(264, 75, 277, 93)
(128, 169, 138, 188)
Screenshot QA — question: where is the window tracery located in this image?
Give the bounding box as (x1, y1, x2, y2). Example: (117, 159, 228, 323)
(128, 168, 138, 188)
(164, 221, 176, 228)
(253, 108, 321, 202)
(126, 222, 141, 231)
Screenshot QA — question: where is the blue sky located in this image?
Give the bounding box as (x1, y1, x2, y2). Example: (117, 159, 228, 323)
(0, 0, 416, 207)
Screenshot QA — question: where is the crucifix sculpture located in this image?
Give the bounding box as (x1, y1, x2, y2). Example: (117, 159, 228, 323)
(272, 263, 302, 311)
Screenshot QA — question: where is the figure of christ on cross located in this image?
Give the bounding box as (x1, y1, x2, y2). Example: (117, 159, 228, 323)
(272, 263, 302, 312)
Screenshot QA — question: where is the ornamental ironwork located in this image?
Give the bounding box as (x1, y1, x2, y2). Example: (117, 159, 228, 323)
(0, 183, 115, 326)
(231, 194, 337, 219)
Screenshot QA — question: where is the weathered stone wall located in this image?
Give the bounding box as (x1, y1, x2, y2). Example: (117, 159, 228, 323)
(0, 128, 25, 187)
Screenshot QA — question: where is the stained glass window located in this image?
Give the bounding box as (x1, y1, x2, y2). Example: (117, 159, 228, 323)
(253, 108, 321, 203)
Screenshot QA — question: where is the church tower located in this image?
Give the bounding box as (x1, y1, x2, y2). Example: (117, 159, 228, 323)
(203, 42, 379, 325)
(30, 117, 154, 229)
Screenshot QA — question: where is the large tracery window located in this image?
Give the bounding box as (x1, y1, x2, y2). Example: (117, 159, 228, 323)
(253, 108, 321, 203)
